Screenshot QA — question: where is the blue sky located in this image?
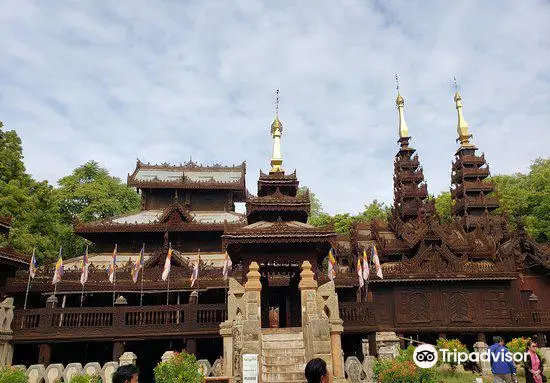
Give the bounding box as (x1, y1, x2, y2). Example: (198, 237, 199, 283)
(1, 0, 549, 214)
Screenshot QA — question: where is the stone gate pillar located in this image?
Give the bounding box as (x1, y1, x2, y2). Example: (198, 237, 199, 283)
(219, 262, 262, 382)
(0, 298, 14, 367)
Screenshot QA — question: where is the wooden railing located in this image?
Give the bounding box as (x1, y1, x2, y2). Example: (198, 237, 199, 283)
(13, 303, 226, 341)
(339, 302, 376, 325)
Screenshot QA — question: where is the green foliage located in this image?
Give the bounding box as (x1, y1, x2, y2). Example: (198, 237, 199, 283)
(373, 346, 440, 383)
(0, 121, 27, 184)
(492, 158, 550, 242)
(0, 122, 140, 262)
(153, 351, 204, 383)
(57, 161, 140, 224)
(309, 200, 390, 234)
(0, 367, 27, 383)
(69, 374, 101, 383)
(506, 336, 543, 360)
(434, 191, 452, 223)
(506, 337, 530, 355)
(436, 338, 468, 369)
(298, 186, 323, 219)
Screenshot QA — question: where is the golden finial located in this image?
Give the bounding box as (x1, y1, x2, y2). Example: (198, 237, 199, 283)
(270, 89, 284, 173)
(395, 74, 409, 139)
(271, 89, 283, 135)
(453, 77, 474, 147)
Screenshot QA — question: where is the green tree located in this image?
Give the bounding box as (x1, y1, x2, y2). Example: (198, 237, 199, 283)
(434, 191, 452, 223)
(57, 161, 140, 224)
(0, 122, 67, 261)
(297, 186, 323, 219)
(492, 158, 550, 242)
(358, 199, 390, 222)
(0, 121, 27, 184)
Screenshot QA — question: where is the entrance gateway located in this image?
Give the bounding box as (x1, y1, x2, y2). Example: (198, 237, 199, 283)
(221, 114, 344, 382)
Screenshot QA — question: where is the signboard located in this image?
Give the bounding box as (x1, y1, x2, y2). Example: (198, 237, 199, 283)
(242, 354, 259, 383)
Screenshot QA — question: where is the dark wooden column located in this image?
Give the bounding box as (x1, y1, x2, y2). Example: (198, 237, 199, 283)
(477, 332, 486, 343)
(185, 338, 197, 355)
(113, 341, 125, 361)
(38, 344, 52, 366)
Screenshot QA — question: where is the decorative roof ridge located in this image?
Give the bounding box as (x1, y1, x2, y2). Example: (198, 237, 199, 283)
(0, 215, 12, 228)
(158, 203, 194, 223)
(259, 169, 297, 180)
(0, 245, 29, 265)
(127, 160, 246, 185)
(224, 220, 335, 235)
(134, 159, 246, 171)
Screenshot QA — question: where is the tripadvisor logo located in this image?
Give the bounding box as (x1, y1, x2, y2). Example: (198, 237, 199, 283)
(412, 344, 529, 369)
(413, 344, 438, 368)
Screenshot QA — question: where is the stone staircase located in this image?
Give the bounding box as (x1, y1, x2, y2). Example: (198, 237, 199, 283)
(261, 328, 307, 383)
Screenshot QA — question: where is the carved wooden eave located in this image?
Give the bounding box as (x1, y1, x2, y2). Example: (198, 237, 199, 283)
(0, 215, 12, 229)
(157, 203, 194, 224)
(222, 221, 337, 248)
(257, 170, 299, 190)
(75, 221, 245, 234)
(246, 188, 311, 214)
(5, 264, 239, 293)
(127, 160, 247, 196)
(0, 246, 29, 267)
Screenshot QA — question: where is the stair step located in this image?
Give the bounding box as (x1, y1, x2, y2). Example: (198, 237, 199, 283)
(262, 355, 307, 365)
(262, 340, 304, 349)
(262, 348, 306, 357)
(263, 381, 306, 383)
(262, 348, 306, 358)
(262, 333, 304, 342)
(261, 364, 306, 373)
(262, 372, 306, 381)
(262, 332, 304, 342)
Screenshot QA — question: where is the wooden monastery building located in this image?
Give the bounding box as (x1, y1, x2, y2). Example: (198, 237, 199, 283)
(3, 90, 550, 380)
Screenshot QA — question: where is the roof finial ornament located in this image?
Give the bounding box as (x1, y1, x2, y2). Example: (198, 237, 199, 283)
(270, 89, 284, 173)
(453, 77, 474, 147)
(395, 74, 409, 140)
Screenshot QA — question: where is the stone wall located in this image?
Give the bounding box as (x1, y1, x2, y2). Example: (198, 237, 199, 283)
(12, 351, 136, 383)
(0, 298, 14, 367)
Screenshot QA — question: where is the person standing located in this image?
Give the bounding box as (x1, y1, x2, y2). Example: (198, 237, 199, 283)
(305, 358, 332, 383)
(525, 340, 546, 383)
(112, 364, 139, 383)
(489, 336, 517, 383)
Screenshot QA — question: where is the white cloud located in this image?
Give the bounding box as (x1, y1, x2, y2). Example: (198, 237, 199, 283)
(0, 0, 548, 214)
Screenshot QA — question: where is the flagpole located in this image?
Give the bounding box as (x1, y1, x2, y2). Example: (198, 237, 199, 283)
(167, 275, 170, 305)
(166, 242, 171, 305)
(24, 270, 31, 310)
(112, 244, 117, 307)
(23, 248, 35, 310)
(197, 249, 200, 304)
(140, 244, 145, 307)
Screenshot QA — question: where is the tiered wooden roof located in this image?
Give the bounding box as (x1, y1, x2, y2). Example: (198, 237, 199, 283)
(0, 216, 11, 238)
(127, 160, 247, 200)
(75, 202, 246, 235)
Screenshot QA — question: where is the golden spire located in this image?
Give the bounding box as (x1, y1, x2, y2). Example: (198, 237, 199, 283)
(395, 74, 409, 139)
(270, 89, 284, 173)
(453, 77, 474, 147)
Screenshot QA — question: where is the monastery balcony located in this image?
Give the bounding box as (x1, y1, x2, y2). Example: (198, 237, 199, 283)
(452, 195, 499, 215)
(451, 181, 495, 198)
(393, 172, 424, 184)
(452, 154, 487, 171)
(394, 156, 420, 170)
(12, 303, 226, 342)
(395, 184, 428, 199)
(452, 167, 490, 183)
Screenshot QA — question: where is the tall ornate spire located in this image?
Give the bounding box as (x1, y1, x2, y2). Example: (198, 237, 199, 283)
(396, 74, 409, 140)
(270, 89, 284, 174)
(391, 76, 434, 224)
(453, 78, 473, 147)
